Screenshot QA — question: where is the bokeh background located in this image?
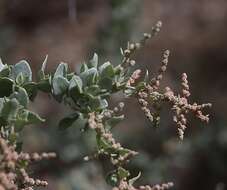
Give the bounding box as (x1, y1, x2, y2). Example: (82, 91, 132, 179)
(0, 0, 227, 190)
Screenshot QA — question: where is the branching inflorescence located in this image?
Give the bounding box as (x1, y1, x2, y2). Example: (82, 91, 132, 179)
(0, 21, 211, 190)
(132, 50, 212, 140)
(0, 138, 56, 190)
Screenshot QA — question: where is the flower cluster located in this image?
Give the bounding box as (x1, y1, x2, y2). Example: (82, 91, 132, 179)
(112, 180, 173, 190)
(121, 21, 162, 67)
(131, 50, 211, 140)
(150, 50, 170, 89)
(164, 82, 211, 140)
(87, 112, 137, 166)
(0, 137, 56, 190)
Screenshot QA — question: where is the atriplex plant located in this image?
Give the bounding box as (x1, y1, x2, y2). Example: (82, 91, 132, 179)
(0, 21, 211, 190)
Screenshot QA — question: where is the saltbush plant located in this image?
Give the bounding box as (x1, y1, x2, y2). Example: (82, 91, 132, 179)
(0, 21, 211, 190)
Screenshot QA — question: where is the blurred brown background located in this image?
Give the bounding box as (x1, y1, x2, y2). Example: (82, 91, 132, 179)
(0, 0, 227, 190)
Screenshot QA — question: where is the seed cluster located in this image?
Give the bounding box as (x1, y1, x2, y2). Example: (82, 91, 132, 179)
(164, 84, 211, 140)
(151, 50, 170, 89)
(138, 91, 154, 122)
(87, 112, 137, 166)
(0, 137, 56, 190)
(129, 50, 212, 140)
(112, 180, 173, 190)
(122, 21, 162, 67)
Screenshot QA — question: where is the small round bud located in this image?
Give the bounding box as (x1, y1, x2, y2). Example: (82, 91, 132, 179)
(83, 156, 89, 161)
(156, 21, 162, 28)
(124, 49, 130, 55)
(143, 33, 151, 39)
(118, 102, 125, 109)
(129, 43, 135, 50)
(130, 60, 136, 66)
(135, 43, 141, 49)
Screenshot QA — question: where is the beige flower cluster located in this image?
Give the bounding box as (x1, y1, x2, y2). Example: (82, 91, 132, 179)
(112, 180, 173, 190)
(133, 49, 211, 140)
(0, 138, 56, 190)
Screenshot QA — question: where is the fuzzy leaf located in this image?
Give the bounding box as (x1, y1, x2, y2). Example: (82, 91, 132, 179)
(128, 172, 141, 186)
(0, 65, 10, 77)
(26, 110, 45, 124)
(16, 72, 25, 85)
(37, 78, 51, 93)
(52, 76, 69, 96)
(38, 55, 48, 80)
(96, 134, 112, 150)
(80, 68, 98, 86)
(69, 75, 83, 94)
(118, 167, 130, 180)
(54, 62, 68, 77)
(11, 60, 32, 82)
(15, 110, 45, 131)
(23, 82, 38, 101)
(80, 63, 88, 73)
(84, 85, 100, 96)
(88, 96, 108, 111)
(0, 77, 14, 97)
(58, 112, 79, 130)
(0, 98, 4, 112)
(117, 148, 132, 157)
(1, 98, 20, 122)
(0, 58, 4, 72)
(99, 61, 115, 79)
(88, 53, 98, 68)
(98, 77, 113, 90)
(106, 115, 124, 128)
(144, 69, 149, 83)
(42, 55, 48, 72)
(10, 87, 29, 107)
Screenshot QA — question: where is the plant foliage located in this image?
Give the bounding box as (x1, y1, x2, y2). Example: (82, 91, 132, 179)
(0, 22, 211, 190)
